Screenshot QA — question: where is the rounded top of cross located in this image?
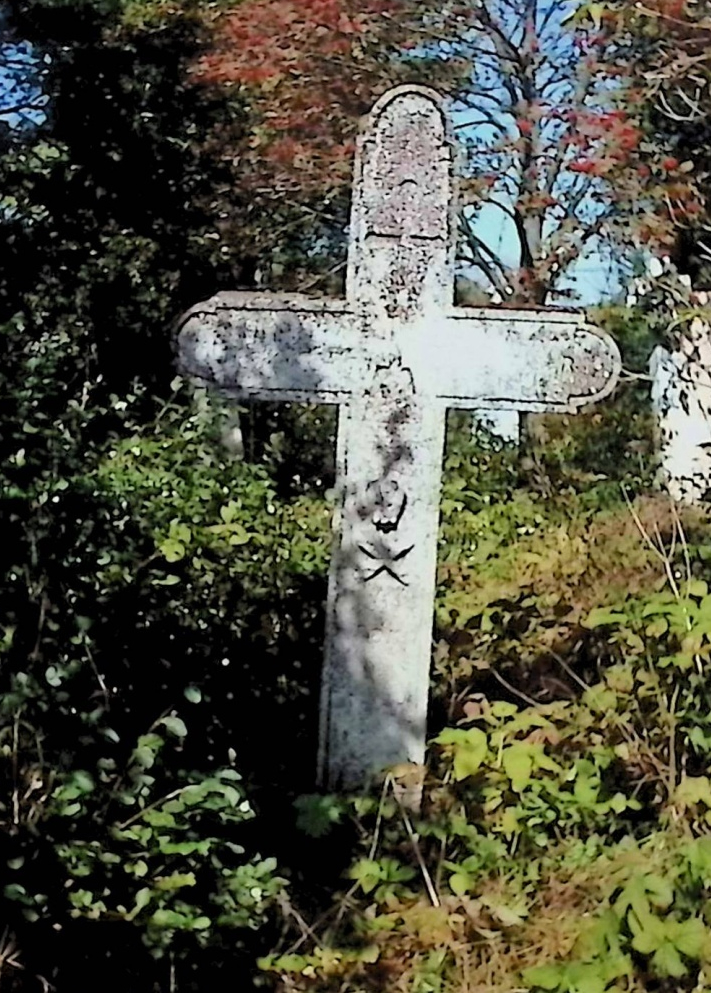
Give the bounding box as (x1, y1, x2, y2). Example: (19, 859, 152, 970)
(367, 84, 446, 118)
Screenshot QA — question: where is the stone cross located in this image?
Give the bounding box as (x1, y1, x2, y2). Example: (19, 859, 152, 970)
(177, 85, 621, 792)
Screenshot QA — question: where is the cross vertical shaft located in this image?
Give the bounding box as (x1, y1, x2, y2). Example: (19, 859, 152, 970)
(318, 88, 455, 790)
(320, 381, 448, 789)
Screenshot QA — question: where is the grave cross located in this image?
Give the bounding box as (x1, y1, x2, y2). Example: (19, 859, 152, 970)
(177, 85, 621, 792)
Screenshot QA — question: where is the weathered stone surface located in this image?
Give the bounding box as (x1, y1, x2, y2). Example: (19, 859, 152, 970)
(651, 313, 711, 504)
(178, 301, 620, 411)
(177, 85, 622, 791)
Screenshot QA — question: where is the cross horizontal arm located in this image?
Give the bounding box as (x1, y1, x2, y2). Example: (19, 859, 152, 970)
(176, 292, 365, 402)
(400, 309, 621, 411)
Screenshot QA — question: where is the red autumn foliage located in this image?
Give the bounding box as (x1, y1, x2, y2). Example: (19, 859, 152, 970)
(518, 118, 534, 136)
(569, 159, 600, 175)
(193, 0, 454, 197)
(186, 0, 701, 297)
(605, 0, 708, 267)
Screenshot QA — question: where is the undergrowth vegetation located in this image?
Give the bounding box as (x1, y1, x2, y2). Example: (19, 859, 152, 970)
(255, 316, 711, 993)
(3, 306, 711, 992)
(264, 598, 711, 993)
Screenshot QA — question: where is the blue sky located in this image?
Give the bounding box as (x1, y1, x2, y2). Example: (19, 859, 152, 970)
(448, 0, 629, 307)
(472, 200, 622, 304)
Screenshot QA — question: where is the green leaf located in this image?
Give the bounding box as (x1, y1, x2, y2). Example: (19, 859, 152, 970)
(451, 729, 488, 781)
(500, 807, 519, 837)
(142, 809, 175, 828)
(453, 746, 487, 780)
(434, 728, 469, 746)
(572, 966, 606, 993)
(220, 502, 238, 524)
(671, 917, 706, 958)
(502, 743, 533, 793)
(675, 776, 711, 807)
(582, 685, 618, 713)
(159, 840, 211, 856)
(645, 617, 668, 637)
(349, 859, 382, 894)
(567, 1, 605, 29)
(125, 887, 152, 921)
(630, 910, 665, 954)
(228, 525, 251, 546)
(522, 963, 562, 990)
(154, 872, 196, 891)
(359, 945, 380, 964)
(152, 574, 181, 586)
(490, 701, 518, 718)
(449, 872, 471, 896)
(159, 538, 185, 563)
(149, 908, 189, 929)
(644, 874, 675, 910)
(159, 715, 187, 738)
(4, 884, 27, 902)
(184, 685, 202, 704)
(652, 941, 687, 978)
(132, 745, 158, 771)
(73, 770, 95, 793)
(582, 607, 628, 629)
(170, 521, 191, 544)
(573, 773, 599, 806)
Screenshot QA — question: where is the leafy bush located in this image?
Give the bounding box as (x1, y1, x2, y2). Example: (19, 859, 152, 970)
(1, 222, 335, 985)
(0, 365, 330, 987)
(258, 384, 711, 993)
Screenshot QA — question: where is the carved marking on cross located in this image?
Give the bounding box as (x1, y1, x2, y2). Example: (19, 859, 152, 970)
(358, 540, 415, 586)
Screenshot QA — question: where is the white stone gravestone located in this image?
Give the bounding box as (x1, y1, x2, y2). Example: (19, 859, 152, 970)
(177, 85, 621, 791)
(651, 305, 711, 504)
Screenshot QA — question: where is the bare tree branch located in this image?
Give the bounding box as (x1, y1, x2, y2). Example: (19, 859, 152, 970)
(0, 99, 45, 116)
(460, 211, 511, 295)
